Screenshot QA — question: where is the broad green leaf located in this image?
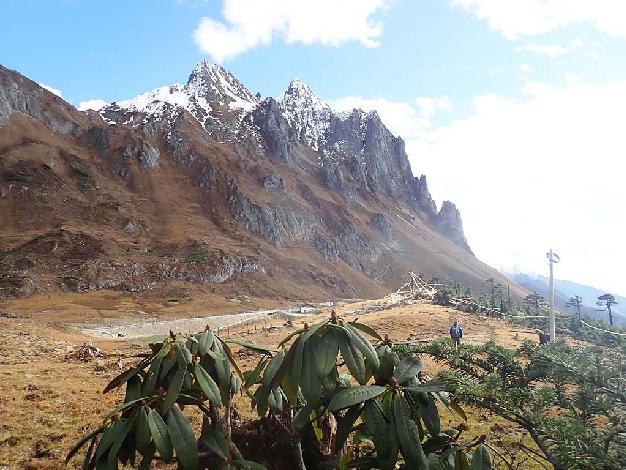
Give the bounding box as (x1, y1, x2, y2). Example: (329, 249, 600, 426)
(65, 423, 107, 463)
(280, 374, 299, 405)
(272, 387, 284, 412)
(185, 337, 198, 356)
(160, 353, 177, 379)
(403, 380, 449, 394)
(339, 333, 367, 384)
(106, 417, 132, 466)
(155, 343, 172, 359)
(315, 328, 340, 377)
(253, 385, 271, 417)
(201, 424, 229, 460)
(328, 385, 387, 411)
(334, 404, 363, 454)
(342, 324, 380, 370)
(268, 387, 279, 413)
(124, 375, 142, 403)
(421, 434, 453, 454)
(364, 400, 398, 470)
(449, 401, 468, 422)
(147, 408, 173, 462)
(300, 341, 322, 406)
(175, 341, 193, 367)
(226, 339, 275, 355)
(244, 357, 268, 388)
(197, 331, 210, 356)
(262, 351, 285, 388)
(278, 328, 306, 347)
(219, 340, 243, 380)
(136, 407, 152, 454)
(350, 321, 383, 341)
(375, 345, 396, 383)
(143, 355, 163, 396)
(471, 444, 492, 470)
(415, 392, 441, 436)
(289, 336, 305, 387)
(167, 404, 198, 470)
(293, 404, 313, 430)
(162, 365, 185, 413)
(82, 435, 97, 469)
(205, 348, 226, 361)
(392, 393, 428, 469)
(103, 397, 153, 424)
(194, 363, 223, 406)
(230, 374, 242, 395)
(456, 450, 472, 470)
(94, 422, 120, 460)
(393, 356, 424, 385)
(212, 340, 229, 387)
(301, 320, 328, 343)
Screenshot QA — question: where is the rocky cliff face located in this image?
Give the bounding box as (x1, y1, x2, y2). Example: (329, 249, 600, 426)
(0, 61, 488, 302)
(436, 201, 472, 253)
(100, 62, 460, 237)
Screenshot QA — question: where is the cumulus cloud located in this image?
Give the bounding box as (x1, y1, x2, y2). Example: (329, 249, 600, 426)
(328, 95, 451, 139)
(452, 0, 626, 38)
(517, 43, 569, 58)
(78, 99, 108, 111)
(39, 83, 62, 97)
(516, 38, 583, 58)
(194, 0, 388, 62)
(406, 80, 626, 293)
(519, 63, 534, 73)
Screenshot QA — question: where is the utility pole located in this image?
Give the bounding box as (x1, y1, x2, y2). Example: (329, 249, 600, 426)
(546, 249, 560, 341)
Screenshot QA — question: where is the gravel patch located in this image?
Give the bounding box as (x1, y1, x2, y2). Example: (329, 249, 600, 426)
(77, 308, 319, 340)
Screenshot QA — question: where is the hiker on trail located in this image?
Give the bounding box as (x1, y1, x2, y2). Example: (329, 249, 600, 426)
(450, 320, 463, 349)
(535, 329, 550, 345)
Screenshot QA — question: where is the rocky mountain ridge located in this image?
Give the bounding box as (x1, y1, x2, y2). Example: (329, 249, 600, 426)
(0, 61, 507, 303)
(100, 61, 469, 250)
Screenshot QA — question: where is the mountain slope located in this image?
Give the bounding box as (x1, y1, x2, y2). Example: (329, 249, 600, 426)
(0, 62, 519, 303)
(507, 272, 625, 327)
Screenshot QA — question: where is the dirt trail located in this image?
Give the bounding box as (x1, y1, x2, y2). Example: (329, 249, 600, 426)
(77, 307, 316, 339)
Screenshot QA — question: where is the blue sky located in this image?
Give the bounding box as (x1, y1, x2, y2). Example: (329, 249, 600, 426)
(2, 0, 626, 296)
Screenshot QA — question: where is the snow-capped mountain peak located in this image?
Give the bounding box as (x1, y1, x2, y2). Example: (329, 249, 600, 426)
(101, 61, 260, 134)
(186, 60, 258, 111)
(277, 79, 331, 150)
(279, 78, 329, 112)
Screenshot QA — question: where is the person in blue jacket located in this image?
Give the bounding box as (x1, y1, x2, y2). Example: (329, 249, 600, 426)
(450, 319, 463, 349)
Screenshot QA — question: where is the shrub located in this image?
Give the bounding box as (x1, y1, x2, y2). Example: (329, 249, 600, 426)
(68, 316, 495, 470)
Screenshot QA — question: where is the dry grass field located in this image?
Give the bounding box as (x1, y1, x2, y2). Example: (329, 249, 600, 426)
(0, 292, 564, 469)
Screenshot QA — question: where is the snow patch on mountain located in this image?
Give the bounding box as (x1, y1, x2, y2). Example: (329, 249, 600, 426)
(101, 60, 259, 130)
(116, 84, 190, 116)
(278, 79, 332, 151)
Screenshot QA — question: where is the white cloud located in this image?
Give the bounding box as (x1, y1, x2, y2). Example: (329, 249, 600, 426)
(39, 83, 62, 97)
(452, 0, 626, 38)
(328, 95, 451, 139)
(517, 43, 569, 58)
(193, 0, 388, 62)
(517, 38, 583, 58)
(78, 99, 108, 111)
(519, 63, 535, 74)
(406, 80, 626, 295)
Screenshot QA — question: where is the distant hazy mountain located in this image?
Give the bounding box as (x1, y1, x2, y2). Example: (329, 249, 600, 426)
(506, 272, 625, 327)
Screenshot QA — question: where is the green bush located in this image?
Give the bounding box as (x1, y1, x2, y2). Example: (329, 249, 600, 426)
(184, 249, 210, 264)
(68, 316, 494, 470)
